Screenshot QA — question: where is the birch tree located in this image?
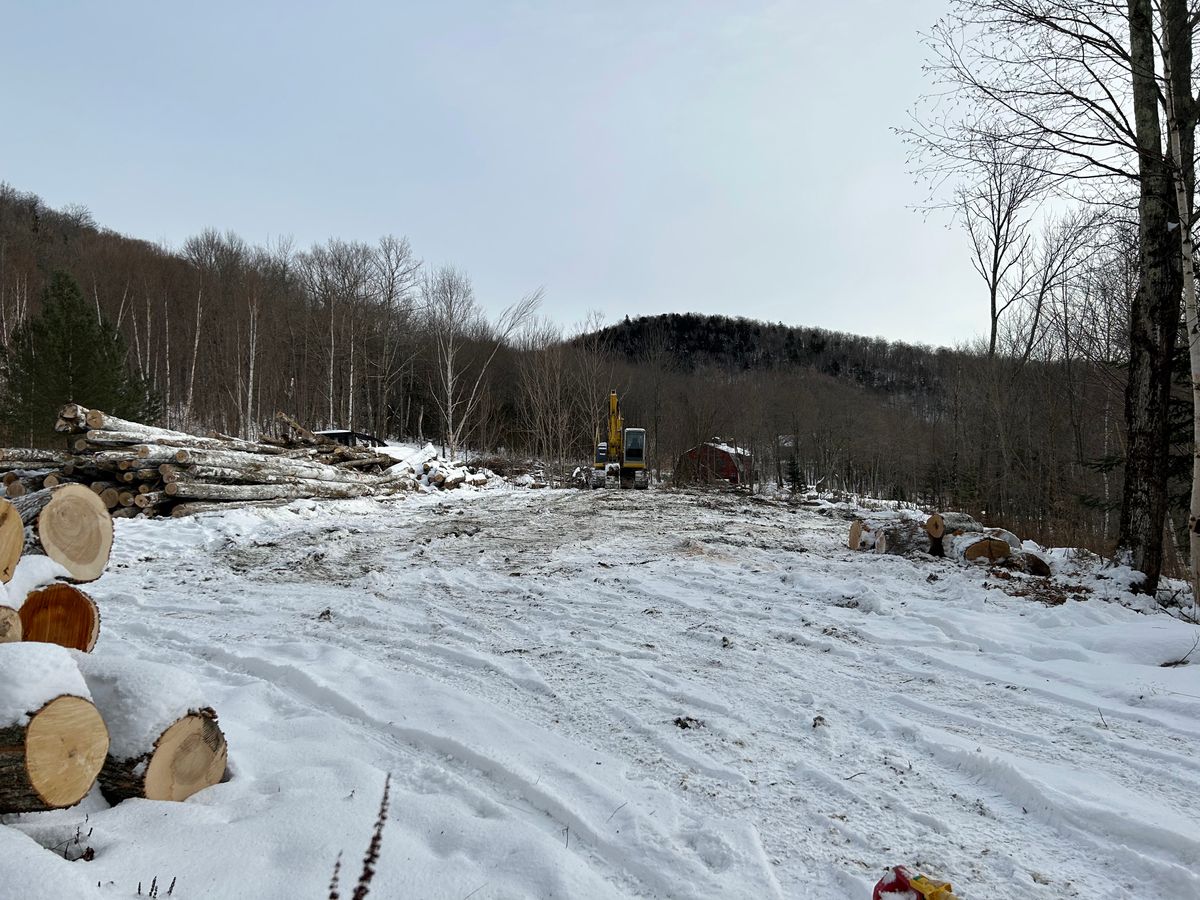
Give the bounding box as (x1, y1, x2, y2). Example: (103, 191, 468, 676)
(425, 266, 540, 459)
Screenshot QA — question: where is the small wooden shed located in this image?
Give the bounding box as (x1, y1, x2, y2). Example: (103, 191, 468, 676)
(675, 441, 750, 485)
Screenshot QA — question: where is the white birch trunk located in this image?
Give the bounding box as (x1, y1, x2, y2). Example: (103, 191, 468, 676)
(1162, 40, 1200, 611)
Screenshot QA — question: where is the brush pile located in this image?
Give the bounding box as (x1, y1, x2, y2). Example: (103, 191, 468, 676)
(0, 404, 493, 518)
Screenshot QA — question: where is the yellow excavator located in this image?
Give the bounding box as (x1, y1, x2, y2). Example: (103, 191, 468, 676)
(592, 391, 648, 489)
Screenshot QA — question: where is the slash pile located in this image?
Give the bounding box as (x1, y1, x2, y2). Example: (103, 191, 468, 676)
(0, 404, 493, 519)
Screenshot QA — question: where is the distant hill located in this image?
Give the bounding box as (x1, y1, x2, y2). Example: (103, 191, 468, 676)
(578, 313, 956, 400)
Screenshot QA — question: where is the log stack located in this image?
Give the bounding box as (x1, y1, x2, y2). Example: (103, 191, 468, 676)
(0, 482, 228, 814)
(3, 404, 493, 518)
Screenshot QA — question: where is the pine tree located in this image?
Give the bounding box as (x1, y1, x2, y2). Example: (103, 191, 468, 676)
(0, 271, 160, 445)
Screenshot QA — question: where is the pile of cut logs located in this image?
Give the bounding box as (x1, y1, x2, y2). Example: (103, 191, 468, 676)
(848, 510, 1051, 576)
(0, 491, 228, 814)
(0, 404, 490, 519)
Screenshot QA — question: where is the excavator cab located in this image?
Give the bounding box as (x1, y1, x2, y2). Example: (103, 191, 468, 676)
(623, 428, 648, 488)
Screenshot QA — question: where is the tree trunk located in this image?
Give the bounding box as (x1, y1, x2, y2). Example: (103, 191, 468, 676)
(1159, 0, 1200, 608)
(12, 485, 113, 583)
(18, 584, 100, 652)
(0, 645, 108, 813)
(1118, 0, 1183, 594)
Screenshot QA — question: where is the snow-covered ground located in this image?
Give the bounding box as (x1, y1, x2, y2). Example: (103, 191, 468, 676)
(4, 487, 1199, 899)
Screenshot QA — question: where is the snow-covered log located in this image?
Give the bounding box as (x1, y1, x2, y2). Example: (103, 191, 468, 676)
(164, 478, 378, 502)
(169, 448, 378, 484)
(949, 532, 1015, 564)
(848, 513, 927, 552)
(19, 584, 101, 651)
(74, 654, 228, 803)
(925, 512, 985, 557)
(0, 643, 109, 812)
(169, 499, 293, 517)
(0, 448, 69, 465)
(12, 485, 113, 583)
(83, 410, 280, 455)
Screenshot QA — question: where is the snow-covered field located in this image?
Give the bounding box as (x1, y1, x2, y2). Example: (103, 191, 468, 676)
(4, 487, 1199, 899)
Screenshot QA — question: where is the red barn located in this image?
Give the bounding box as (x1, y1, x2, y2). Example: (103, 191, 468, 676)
(675, 441, 750, 485)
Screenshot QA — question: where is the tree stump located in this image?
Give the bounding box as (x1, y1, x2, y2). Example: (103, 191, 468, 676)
(0, 644, 109, 812)
(18, 584, 100, 652)
(12, 485, 113, 583)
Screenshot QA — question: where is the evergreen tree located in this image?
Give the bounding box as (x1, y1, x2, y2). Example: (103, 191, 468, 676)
(0, 271, 159, 445)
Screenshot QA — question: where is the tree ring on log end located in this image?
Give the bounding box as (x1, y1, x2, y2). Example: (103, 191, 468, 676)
(144, 712, 228, 802)
(0, 499, 22, 582)
(19, 585, 100, 651)
(37, 485, 113, 582)
(25, 695, 109, 808)
(0, 605, 21, 642)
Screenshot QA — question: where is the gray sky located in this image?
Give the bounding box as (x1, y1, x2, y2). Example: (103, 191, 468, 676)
(2, 1, 980, 348)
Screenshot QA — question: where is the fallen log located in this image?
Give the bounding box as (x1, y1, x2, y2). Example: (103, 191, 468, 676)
(950, 532, 1014, 564)
(18, 584, 100, 652)
(12, 485, 113, 583)
(0, 643, 109, 812)
(163, 478, 378, 502)
(874, 520, 930, 555)
(848, 513, 926, 552)
(171, 448, 379, 484)
(0, 448, 68, 465)
(84, 410, 280, 455)
(74, 654, 228, 803)
(169, 499, 293, 517)
(925, 512, 985, 557)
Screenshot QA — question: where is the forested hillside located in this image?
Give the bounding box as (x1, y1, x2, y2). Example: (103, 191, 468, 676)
(0, 183, 1174, 559)
(582, 313, 944, 399)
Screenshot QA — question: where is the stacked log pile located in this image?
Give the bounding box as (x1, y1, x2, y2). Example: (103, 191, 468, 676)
(0, 405, 493, 519)
(848, 509, 1051, 576)
(0, 493, 228, 813)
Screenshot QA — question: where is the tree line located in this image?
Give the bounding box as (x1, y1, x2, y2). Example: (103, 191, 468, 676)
(0, 177, 1157, 568)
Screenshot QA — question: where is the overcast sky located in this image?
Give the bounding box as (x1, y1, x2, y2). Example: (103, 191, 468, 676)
(2, 1, 980, 348)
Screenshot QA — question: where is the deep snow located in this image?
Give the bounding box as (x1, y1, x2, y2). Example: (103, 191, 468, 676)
(2, 487, 1199, 899)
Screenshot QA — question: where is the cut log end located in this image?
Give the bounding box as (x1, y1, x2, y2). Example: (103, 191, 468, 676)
(0, 605, 21, 642)
(0, 695, 109, 812)
(848, 519, 865, 550)
(30, 485, 113, 582)
(101, 710, 228, 804)
(19, 584, 101, 651)
(962, 537, 1012, 563)
(0, 499, 23, 582)
(925, 513, 945, 539)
